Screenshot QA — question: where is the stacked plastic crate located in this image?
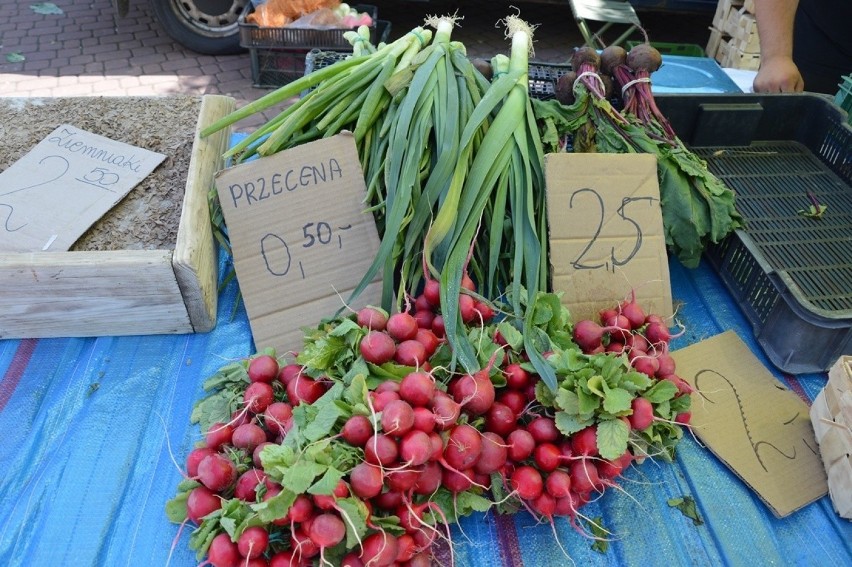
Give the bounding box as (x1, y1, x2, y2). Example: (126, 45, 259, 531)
(705, 0, 760, 70)
(237, 4, 387, 88)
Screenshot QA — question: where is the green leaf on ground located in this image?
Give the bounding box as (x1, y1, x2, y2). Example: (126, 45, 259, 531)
(6, 52, 25, 63)
(668, 495, 704, 526)
(31, 2, 64, 15)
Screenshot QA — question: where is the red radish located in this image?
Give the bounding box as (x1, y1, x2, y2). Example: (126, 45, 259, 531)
(573, 319, 608, 351)
(431, 315, 446, 338)
(205, 422, 234, 450)
(458, 293, 477, 324)
(360, 532, 399, 566)
(308, 513, 346, 549)
(360, 331, 397, 365)
(442, 466, 476, 493)
(527, 416, 560, 444)
(606, 341, 626, 355)
(632, 355, 660, 378)
(234, 468, 267, 501)
(504, 363, 531, 391)
(238, 526, 269, 559)
(428, 431, 444, 461)
(571, 425, 599, 457)
(341, 553, 365, 567)
(399, 371, 435, 408)
(534, 443, 562, 472)
(511, 465, 544, 500)
(232, 423, 267, 452)
(531, 492, 557, 518)
(663, 374, 694, 396)
(186, 446, 216, 478)
(385, 466, 421, 492)
(270, 551, 307, 567)
(498, 390, 527, 416)
(545, 469, 573, 499)
(412, 406, 436, 433)
(264, 402, 293, 437)
(413, 461, 442, 495)
(414, 328, 440, 358)
(629, 397, 654, 431)
(381, 399, 415, 437)
(399, 429, 433, 466)
(252, 442, 272, 468)
(603, 313, 632, 342)
(248, 354, 279, 383)
(430, 392, 461, 431)
(414, 294, 432, 313)
(373, 489, 403, 511)
(474, 300, 495, 322)
(286, 376, 325, 406)
(186, 486, 221, 524)
(357, 306, 389, 331)
(244, 381, 274, 413)
(375, 380, 400, 393)
(655, 353, 677, 377)
(620, 297, 646, 330)
(394, 339, 427, 367)
(207, 532, 239, 567)
(278, 363, 303, 385)
(395, 533, 417, 562)
(413, 309, 435, 330)
(570, 458, 604, 494)
(474, 432, 508, 475)
(407, 553, 432, 567)
(422, 278, 441, 306)
(461, 272, 476, 291)
(644, 321, 672, 345)
(370, 389, 400, 412)
(675, 411, 692, 425)
(625, 333, 650, 353)
(290, 528, 319, 559)
(349, 462, 383, 500)
(484, 402, 516, 437)
(507, 429, 536, 462)
(598, 452, 630, 479)
(364, 434, 398, 466)
(341, 415, 373, 447)
(443, 423, 482, 470)
(197, 453, 237, 493)
(453, 371, 495, 416)
(387, 312, 418, 341)
(287, 494, 314, 523)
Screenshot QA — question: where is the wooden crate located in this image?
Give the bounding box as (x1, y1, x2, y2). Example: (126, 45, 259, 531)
(0, 95, 234, 338)
(810, 356, 852, 519)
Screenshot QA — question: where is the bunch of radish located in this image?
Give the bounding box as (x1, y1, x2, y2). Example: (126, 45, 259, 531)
(168, 278, 692, 566)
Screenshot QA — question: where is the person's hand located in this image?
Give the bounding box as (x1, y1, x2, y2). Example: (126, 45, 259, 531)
(753, 56, 805, 92)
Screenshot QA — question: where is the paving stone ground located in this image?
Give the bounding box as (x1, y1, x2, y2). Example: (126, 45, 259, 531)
(0, 0, 710, 131)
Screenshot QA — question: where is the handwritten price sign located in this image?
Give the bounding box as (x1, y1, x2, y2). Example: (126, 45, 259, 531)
(544, 153, 673, 322)
(0, 124, 166, 252)
(215, 133, 383, 355)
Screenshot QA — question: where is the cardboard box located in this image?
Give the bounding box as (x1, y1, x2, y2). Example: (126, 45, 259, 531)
(0, 95, 235, 338)
(810, 356, 852, 519)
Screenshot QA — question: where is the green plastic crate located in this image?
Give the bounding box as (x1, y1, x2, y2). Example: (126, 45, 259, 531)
(835, 74, 852, 125)
(625, 41, 705, 57)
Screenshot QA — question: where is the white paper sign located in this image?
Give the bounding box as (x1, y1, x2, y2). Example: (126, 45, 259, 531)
(0, 124, 167, 252)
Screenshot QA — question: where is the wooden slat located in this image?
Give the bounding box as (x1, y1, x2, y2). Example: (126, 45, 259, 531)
(173, 94, 235, 333)
(0, 250, 192, 338)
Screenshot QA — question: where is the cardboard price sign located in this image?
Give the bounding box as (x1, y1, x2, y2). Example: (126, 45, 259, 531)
(0, 124, 166, 252)
(672, 331, 828, 518)
(214, 133, 382, 355)
(545, 153, 673, 322)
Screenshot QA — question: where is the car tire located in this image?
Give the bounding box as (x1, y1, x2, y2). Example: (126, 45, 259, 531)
(148, 0, 247, 55)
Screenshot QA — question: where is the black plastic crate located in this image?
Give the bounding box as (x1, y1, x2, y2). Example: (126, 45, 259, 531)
(305, 51, 572, 101)
(656, 93, 852, 374)
(239, 4, 379, 50)
(249, 20, 390, 89)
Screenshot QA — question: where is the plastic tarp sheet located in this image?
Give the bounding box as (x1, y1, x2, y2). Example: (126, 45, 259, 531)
(2, 247, 849, 566)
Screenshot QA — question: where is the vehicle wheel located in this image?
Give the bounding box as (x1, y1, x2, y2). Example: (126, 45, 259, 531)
(148, 0, 247, 55)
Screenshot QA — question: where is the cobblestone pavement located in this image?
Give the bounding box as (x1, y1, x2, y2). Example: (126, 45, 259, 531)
(1, 0, 710, 131)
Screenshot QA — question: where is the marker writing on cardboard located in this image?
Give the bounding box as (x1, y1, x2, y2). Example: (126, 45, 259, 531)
(569, 188, 658, 272)
(260, 221, 353, 278)
(226, 158, 344, 208)
(695, 368, 800, 472)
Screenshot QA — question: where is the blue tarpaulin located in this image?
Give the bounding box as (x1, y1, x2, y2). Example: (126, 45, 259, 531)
(2, 245, 849, 566)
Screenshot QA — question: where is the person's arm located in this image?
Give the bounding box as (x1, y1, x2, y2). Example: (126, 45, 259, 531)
(752, 0, 805, 92)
